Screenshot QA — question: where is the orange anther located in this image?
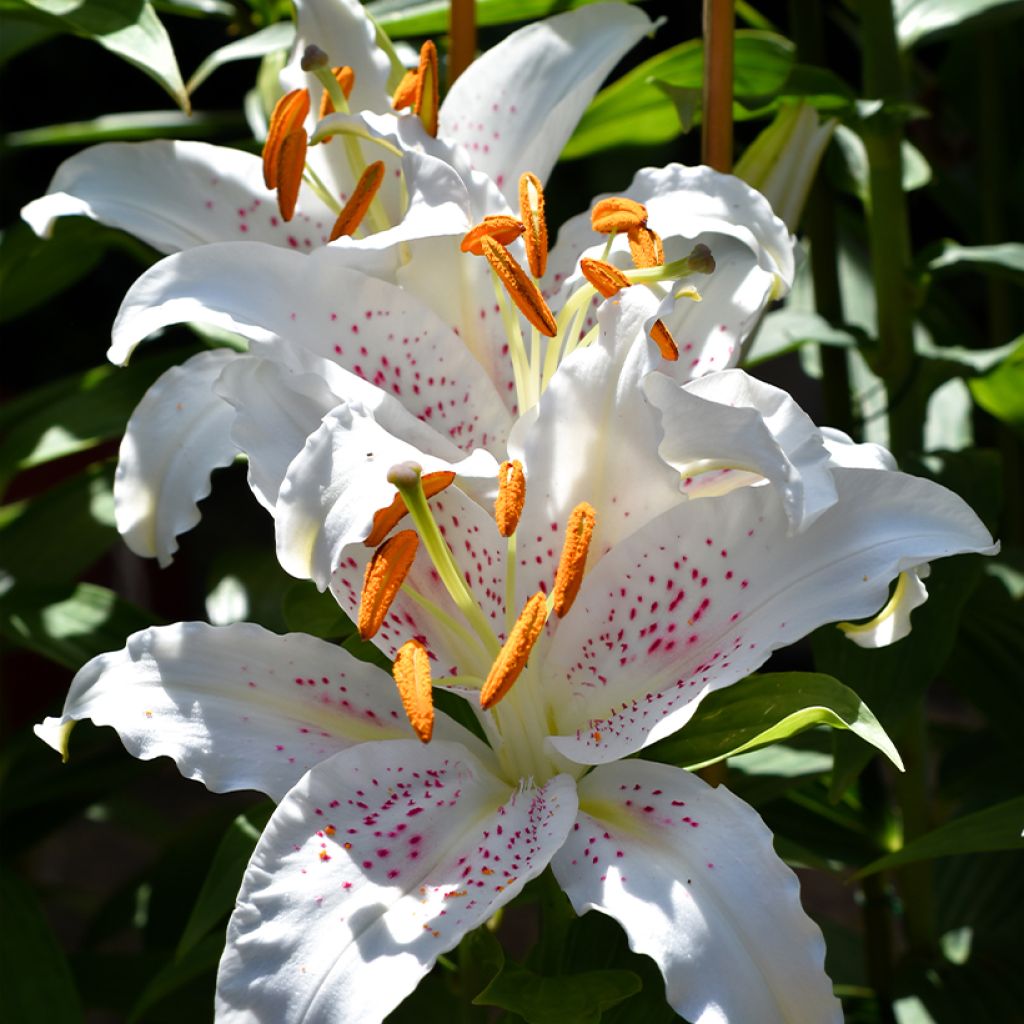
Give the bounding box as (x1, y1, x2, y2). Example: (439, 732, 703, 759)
(650, 320, 679, 362)
(461, 215, 525, 255)
(480, 237, 557, 337)
(580, 257, 632, 299)
(415, 41, 439, 137)
(519, 172, 548, 278)
(392, 69, 418, 110)
(275, 129, 308, 222)
(263, 89, 310, 190)
(628, 224, 664, 269)
(318, 66, 356, 142)
(364, 471, 456, 547)
(358, 530, 419, 639)
(494, 460, 525, 537)
(393, 639, 434, 743)
(480, 592, 548, 709)
(591, 196, 648, 234)
(329, 160, 385, 240)
(552, 503, 596, 617)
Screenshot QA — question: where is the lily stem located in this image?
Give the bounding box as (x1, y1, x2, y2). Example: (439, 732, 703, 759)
(448, 0, 476, 88)
(701, 0, 735, 172)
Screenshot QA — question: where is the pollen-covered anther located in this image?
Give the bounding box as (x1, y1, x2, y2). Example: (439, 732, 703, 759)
(275, 130, 308, 221)
(358, 530, 420, 639)
(519, 172, 548, 278)
(552, 502, 596, 617)
(580, 257, 632, 299)
(627, 224, 665, 269)
(393, 639, 434, 743)
(494, 460, 525, 537)
(480, 592, 548, 710)
(591, 196, 648, 234)
(461, 216, 525, 255)
(649, 319, 679, 362)
(392, 69, 418, 109)
(263, 88, 310, 190)
(318, 65, 356, 133)
(329, 160, 385, 240)
(480, 237, 557, 337)
(414, 40, 439, 137)
(363, 470, 456, 547)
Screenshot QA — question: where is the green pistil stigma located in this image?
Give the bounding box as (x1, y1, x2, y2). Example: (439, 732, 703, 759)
(625, 244, 716, 286)
(387, 463, 500, 657)
(302, 45, 349, 113)
(687, 243, 715, 275)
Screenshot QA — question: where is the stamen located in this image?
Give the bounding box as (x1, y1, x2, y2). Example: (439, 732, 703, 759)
(650, 320, 679, 361)
(480, 237, 557, 337)
(276, 129, 308, 221)
(318, 65, 356, 138)
(392, 639, 434, 742)
(329, 160, 386, 240)
(519, 172, 548, 278)
(263, 89, 310, 190)
(628, 224, 664, 269)
(480, 592, 548, 710)
(364, 470, 456, 547)
(358, 529, 419, 639)
(580, 257, 632, 298)
(461, 216, 525, 255)
(494, 460, 525, 537)
(392, 69, 418, 110)
(414, 41, 439, 137)
(552, 502, 596, 617)
(591, 196, 648, 234)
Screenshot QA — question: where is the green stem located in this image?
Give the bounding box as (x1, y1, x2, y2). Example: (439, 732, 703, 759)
(858, 761, 897, 1024)
(893, 708, 936, 957)
(860, 0, 920, 457)
(790, 0, 855, 439)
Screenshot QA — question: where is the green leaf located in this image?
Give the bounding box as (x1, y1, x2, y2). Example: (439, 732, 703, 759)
(970, 340, 1024, 434)
(281, 580, 354, 639)
(474, 963, 641, 1024)
(0, 14, 59, 63)
(0, 461, 118, 590)
(4, 109, 246, 147)
(0, 219, 121, 324)
(896, 0, 1024, 48)
(743, 308, 858, 366)
(0, 347, 196, 481)
(0, 583, 156, 668)
(924, 241, 1024, 283)
(9, 0, 190, 111)
(187, 20, 294, 95)
(366, 0, 638, 37)
(564, 32, 795, 159)
(127, 933, 224, 1022)
(0, 866, 81, 1024)
(643, 671, 903, 771)
(176, 804, 273, 957)
(830, 125, 932, 201)
(856, 797, 1024, 876)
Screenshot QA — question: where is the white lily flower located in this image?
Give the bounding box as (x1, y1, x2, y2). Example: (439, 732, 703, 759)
(37, 289, 995, 1022)
(104, 153, 795, 566)
(21, 2, 654, 255)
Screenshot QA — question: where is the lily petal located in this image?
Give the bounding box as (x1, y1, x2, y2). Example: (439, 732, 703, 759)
(34, 621, 444, 801)
(275, 402, 499, 586)
(439, 4, 654, 203)
(645, 368, 837, 532)
(552, 761, 841, 1023)
(509, 289, 681, 606)
(214, 355, 338, 511)
(546, 468, 996, 764)
(217, 741, 578, 1023)
(115, 349, 239, 566)
(21, 141, 335, 255)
